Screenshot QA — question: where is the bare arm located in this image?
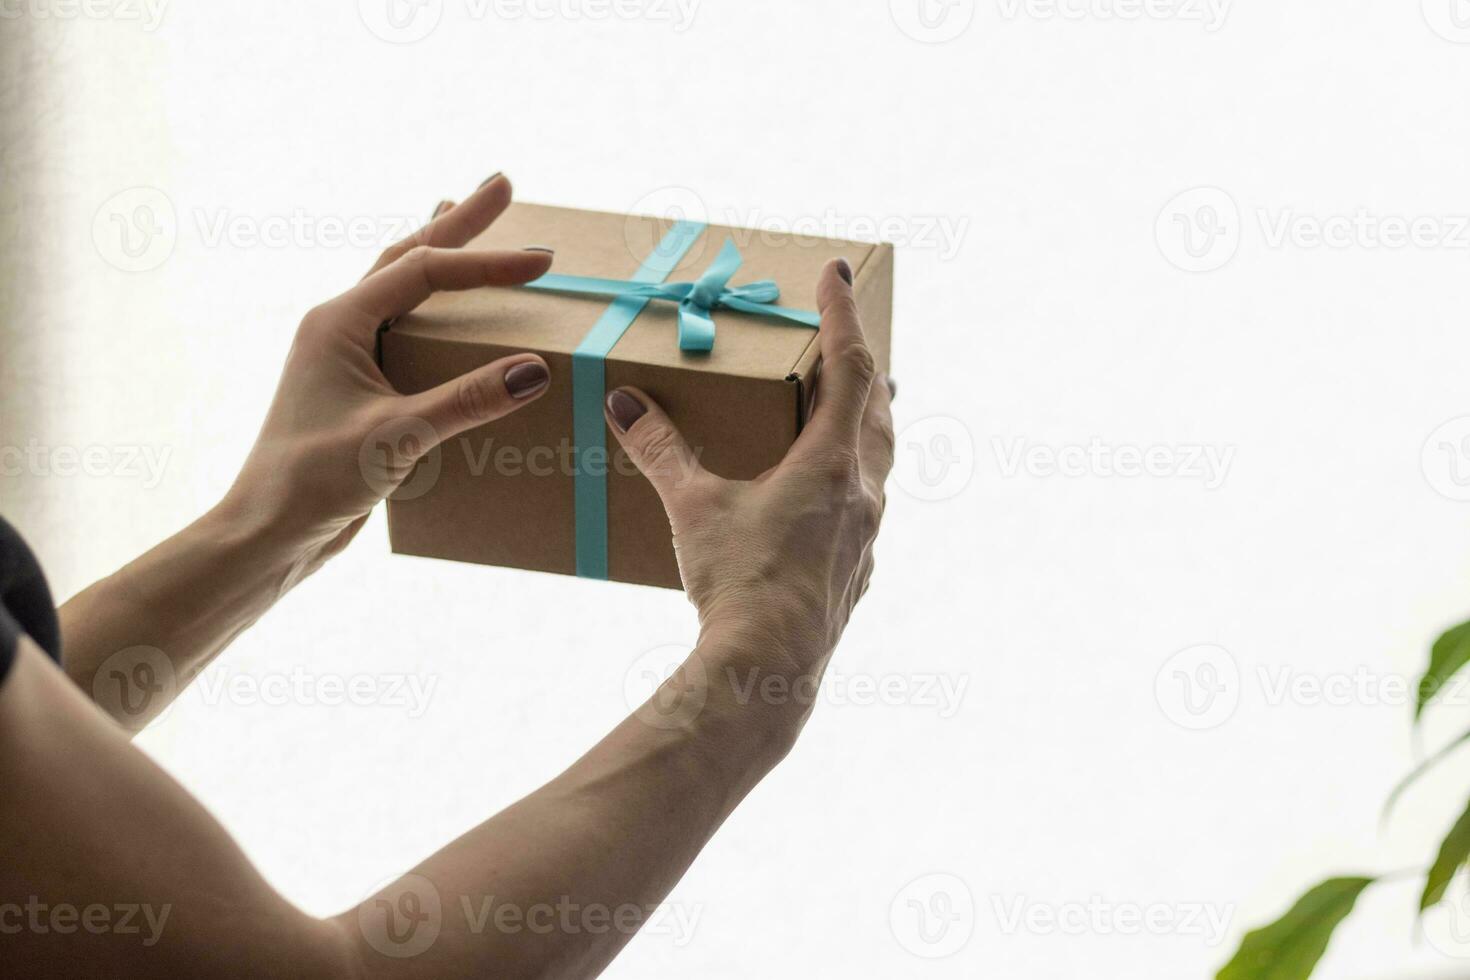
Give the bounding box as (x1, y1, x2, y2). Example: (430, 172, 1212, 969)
(12, 253, 892, 979)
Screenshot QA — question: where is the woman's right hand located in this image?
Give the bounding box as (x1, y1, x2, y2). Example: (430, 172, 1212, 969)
(603, 257, 894, 738)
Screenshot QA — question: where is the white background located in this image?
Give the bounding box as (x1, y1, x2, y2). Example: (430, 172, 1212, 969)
(6, 0, 1470, 977)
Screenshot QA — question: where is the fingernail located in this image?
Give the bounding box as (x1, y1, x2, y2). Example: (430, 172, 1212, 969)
(606, 389, 647, 433)
(504, 361, 549, 399)
(886, 375, 898, 400)
(479, 171, 504, 189)
(432, 199, 453, 219)
(834, 257, 854, 286)
(524, 245, 555, 255)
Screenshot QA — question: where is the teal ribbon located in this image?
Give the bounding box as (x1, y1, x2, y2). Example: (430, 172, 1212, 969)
(523, 225, 820, 579)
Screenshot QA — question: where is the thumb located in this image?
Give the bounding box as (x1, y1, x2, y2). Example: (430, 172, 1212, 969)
(402, 354, 551, 447)
(604, 387, 707, 505)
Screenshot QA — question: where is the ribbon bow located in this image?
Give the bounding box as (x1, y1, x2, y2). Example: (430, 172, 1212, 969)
(523, 237, 820, 352)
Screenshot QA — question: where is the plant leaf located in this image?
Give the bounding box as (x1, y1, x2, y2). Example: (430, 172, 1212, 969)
(1421, 796, 1470, 910)
(1382, 726, 1470, 827)
(1416, 620, 1470, 723)
(1216, 877, 1375, 980)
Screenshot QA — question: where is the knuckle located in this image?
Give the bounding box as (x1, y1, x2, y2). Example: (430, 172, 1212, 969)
(637, 423, 681, 470)
(839, 341, 878, 383)
(403, 243, 434, 266)
(455, 374, 500, 423)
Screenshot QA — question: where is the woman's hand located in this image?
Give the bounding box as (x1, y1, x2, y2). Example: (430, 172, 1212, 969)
(221, 174, 554, 578)
(62, 175, 555, 726)
(604, 257, 894, 740)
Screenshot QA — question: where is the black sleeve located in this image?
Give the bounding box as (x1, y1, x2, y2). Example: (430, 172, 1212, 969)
(0, 516, 61, 682)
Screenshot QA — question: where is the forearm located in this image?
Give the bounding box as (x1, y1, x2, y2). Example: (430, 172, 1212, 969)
(57, 496, 318, 728)
(344, 630, 806, 980)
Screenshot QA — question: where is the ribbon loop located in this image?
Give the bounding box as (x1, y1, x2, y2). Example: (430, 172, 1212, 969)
(518, 226, 823, 580)
(524, 235, 821, 355)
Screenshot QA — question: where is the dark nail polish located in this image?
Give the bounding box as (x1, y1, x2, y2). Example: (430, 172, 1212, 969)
(886, 375, 898, 400)
(835, 257, 853, 286)
(606, 389, 647, 433)
(523, 245, 555, 255)
(479, 171, 504, 189)
(504, 361, 549, 399)
(432, 200, 453, 219)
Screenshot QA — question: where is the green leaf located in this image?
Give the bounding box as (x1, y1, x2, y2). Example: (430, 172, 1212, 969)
(1382, 726, 1470, 826)
(1416, 620, 1470, 723)
(1216, 877, 1375, 980)
(1421, 796, 1470, 910)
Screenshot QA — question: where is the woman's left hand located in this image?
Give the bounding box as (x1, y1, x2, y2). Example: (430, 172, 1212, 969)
(221, 174, 553, 576)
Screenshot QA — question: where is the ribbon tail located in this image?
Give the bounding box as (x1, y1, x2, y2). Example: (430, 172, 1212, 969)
(720, 296, 823, 327)
(677, 300, 717, 352)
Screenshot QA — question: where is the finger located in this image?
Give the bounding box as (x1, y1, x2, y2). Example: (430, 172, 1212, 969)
(400, 354, 551, 444)
(859, 372, 896, 494)
(343, 246, 554, 325)
(791, 257, 877, 458)
(364, 172, 513, 279)
(604, 387, 709, 507)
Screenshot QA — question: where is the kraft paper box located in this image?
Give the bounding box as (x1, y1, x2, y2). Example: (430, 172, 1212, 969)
(378, 202, 893, 589)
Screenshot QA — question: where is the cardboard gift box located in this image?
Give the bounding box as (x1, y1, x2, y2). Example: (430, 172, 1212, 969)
(378, 202, 893, 589)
